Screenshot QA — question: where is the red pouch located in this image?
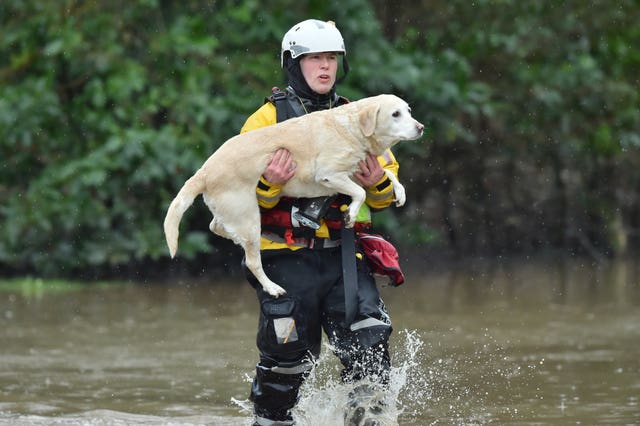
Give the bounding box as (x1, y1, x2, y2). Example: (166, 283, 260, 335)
(357, 233, 405, 287)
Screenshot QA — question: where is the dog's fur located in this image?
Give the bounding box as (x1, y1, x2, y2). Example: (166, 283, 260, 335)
(163, 94, 424, 296)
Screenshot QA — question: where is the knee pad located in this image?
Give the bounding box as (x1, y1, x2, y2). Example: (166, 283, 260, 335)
(328, 320, 392, 384)
(257, 296, 320, 360)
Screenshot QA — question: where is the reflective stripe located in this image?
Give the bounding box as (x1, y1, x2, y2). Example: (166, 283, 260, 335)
(257, 360, 314, 375)
(270, 361, 314, 375)
(257, 192, 281, 205)
(349, 317, 391, 332)
(365, 190, 393, 201)
(254, 415, 294, 426)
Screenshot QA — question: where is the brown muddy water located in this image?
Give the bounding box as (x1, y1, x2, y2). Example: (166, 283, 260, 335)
(1, 256, 639, 425)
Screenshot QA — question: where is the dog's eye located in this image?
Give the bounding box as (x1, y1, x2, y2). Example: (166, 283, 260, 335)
(392, 110, 401, 118)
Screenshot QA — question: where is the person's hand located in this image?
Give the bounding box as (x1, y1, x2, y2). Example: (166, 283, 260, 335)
(262, 148, 296, 185)
(354, 152, 384, 187)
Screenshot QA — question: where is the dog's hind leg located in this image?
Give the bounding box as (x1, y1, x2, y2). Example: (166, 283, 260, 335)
(243, 233, 287, 297)
(205, 192, 286, 297)
(234, 217, 287, 297)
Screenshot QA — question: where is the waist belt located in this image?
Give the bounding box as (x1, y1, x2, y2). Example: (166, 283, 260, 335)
(262, 232, 341, 249)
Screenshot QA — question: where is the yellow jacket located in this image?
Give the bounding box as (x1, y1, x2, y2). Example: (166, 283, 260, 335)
(241, 101, 400, 250)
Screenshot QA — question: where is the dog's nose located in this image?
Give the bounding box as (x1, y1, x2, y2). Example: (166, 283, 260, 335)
(416, 121, 424, 135)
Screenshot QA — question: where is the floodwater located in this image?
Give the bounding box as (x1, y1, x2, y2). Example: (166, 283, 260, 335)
(1, 256, 639, 425)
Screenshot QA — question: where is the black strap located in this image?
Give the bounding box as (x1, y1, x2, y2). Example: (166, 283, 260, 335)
(341, 224, 358, 327)
(271, 87, 290, 123)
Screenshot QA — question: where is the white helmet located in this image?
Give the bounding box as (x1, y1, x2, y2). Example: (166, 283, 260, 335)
(280, 19, 346, 67)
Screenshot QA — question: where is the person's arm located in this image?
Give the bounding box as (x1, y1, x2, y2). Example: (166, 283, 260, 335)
(241, 103, 295, 209)
(256, 149, 296, 209)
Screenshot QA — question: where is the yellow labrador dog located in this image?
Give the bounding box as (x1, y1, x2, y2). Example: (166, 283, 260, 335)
(164, 94, 423, 297)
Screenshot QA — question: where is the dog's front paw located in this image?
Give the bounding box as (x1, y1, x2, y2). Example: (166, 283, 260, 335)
(264, 283, 287, 298)
(394, 184, 406, 207)
(344, 210, 357, 228)
(339, 204, 357, 228)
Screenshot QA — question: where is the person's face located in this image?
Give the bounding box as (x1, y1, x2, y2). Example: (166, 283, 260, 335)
(299, 52, 339, 95)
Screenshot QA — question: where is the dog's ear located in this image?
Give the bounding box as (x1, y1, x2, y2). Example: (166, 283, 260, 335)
(357, 103, 380, 137)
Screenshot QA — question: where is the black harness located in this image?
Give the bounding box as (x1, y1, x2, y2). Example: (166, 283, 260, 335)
(266, 86, 347, 123)
(268, 87, 306, 123)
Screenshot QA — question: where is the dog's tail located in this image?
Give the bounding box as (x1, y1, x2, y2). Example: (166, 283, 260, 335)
(163, 173, 205, 258)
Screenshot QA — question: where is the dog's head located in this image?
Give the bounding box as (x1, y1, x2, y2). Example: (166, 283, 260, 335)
(357, 94, 424, 150)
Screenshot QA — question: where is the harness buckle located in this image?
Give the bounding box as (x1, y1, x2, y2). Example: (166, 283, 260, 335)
(271, 86, 287, 101)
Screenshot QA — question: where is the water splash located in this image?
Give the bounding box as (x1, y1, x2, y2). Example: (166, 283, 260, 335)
(293, 329, 427, 426)
(232, 329, 535, 425)
(231, 329, 427, 425)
